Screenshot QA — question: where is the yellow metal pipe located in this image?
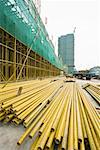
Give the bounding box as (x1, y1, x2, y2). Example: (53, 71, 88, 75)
(17, 97, 53, 144)
(86, 111, 100, 149)
(46, 131, 55, 149)
(12, 118, 21, 126)
(67, 87, 74, 150)
(31, 86, 68, 149)
(24, 101, 48, 127)
(38, 93, 64, 135)
(76, 87, 83, 142)
(30, 86, 65, 137)
(73, 85, 78, 150)
(61, 89, 72, 150)
(77, 85, 100, 137)
(34, 116, 56, 150)
(77, 89, 97, 150)
(0, 111, 5, 117)
(51, 87, 69, 131)
(30, 136, 39, 150)
(55, 89, 71, 144)
(38, 94, 63, 135)
(38, 87, 66, 129)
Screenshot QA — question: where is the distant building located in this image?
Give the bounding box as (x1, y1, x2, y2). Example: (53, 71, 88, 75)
(58, 34, 74, 74)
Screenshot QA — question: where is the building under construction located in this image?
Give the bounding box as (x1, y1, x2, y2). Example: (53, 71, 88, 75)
(0, 0, 62, 83)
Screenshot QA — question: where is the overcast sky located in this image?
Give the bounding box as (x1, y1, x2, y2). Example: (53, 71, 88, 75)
(41, 0, 100, 70)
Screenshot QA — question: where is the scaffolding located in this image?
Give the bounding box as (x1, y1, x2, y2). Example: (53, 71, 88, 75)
(0, 0, 62, 82)
(0, 28, 60, 82)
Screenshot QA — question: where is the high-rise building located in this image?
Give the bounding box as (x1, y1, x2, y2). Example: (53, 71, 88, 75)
(58, 34, 74, 74)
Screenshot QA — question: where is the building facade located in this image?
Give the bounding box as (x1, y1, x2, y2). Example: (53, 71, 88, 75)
(0, 0, 62, 82)
(58, 34, 74, 74)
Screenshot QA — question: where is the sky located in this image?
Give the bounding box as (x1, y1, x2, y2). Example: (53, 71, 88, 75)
(40, 0, 100, 70)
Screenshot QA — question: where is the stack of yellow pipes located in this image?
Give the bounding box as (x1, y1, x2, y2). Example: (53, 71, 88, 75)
(0, 79, 49, 104)
(0, 79, 100, 150)
(0, 79, 63, 123)
(83, 83, 100, 105)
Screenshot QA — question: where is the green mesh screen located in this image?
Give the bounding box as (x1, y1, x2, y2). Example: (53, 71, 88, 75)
(0, 0, 62, 69)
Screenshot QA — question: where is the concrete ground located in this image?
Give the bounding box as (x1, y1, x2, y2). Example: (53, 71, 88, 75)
(0, 123, 35, 150)
(0, 79, 100, 150)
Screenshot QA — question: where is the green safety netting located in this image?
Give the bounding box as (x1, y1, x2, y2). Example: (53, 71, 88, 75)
(0, 0, 63, 69)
